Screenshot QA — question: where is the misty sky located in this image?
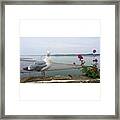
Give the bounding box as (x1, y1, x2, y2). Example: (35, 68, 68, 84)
(20, 37, 100, 55)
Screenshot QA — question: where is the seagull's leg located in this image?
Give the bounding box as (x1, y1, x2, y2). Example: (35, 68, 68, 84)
(41, 71, 45, 77)
(43, 71, 45, 77)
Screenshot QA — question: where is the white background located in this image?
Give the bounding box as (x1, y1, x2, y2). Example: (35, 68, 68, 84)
(5, 5, 115, 115)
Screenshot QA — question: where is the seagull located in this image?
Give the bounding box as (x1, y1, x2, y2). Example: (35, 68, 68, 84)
(41, 51, 52, 71)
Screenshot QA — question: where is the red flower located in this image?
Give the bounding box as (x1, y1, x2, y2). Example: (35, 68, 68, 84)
(93, 59, 98, 62)
(93, 49, 96, 53)
(78, 54, 83, 60)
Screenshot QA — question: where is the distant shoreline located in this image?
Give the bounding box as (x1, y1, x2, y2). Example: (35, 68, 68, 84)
(21, 54, 100, 56)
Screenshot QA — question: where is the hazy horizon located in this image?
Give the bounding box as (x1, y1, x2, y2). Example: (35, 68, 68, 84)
(20, 37, 100, 55)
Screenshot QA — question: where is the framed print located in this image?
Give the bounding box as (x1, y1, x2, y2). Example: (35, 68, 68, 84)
(0, 0, 119, 119)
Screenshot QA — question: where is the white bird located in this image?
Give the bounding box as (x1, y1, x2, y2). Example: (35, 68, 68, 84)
(41, 51, 52, 71)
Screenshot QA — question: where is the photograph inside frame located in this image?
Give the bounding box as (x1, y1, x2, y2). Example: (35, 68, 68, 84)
(20, 37, 100, 83)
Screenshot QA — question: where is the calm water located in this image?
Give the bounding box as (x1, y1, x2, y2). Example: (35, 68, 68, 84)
(20, 55, 100, 78)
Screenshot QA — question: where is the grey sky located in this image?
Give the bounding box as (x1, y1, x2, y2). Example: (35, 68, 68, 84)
(20, 37, 100, 55)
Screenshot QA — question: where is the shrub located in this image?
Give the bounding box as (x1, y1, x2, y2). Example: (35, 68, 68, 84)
(81, 66, 100, 79)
